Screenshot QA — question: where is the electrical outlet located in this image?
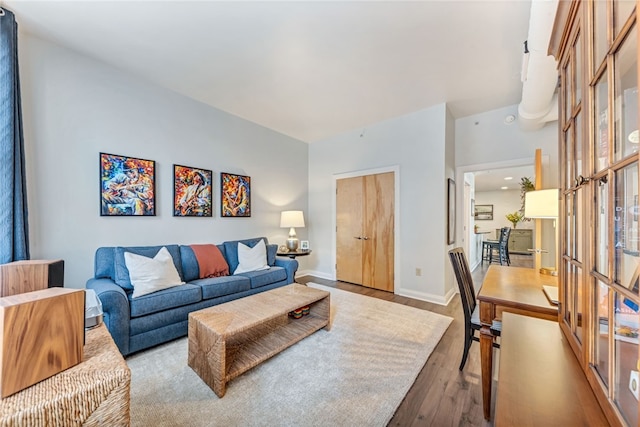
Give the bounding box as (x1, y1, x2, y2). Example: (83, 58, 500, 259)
(415, 268, 422, 276)
(629, 370, 639, 401)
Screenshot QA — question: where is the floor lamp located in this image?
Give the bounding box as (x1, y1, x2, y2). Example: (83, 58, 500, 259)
(524, 189, 559, 276)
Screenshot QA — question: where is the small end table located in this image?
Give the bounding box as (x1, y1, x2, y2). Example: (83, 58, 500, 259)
(276, 250, 312, 259)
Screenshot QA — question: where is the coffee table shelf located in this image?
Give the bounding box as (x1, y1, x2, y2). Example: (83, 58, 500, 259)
(225, 312, 328, 381)
(188, 284, 330, 397)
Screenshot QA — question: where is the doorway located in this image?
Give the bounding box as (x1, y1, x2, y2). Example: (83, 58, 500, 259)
(456, 158, 537, 270)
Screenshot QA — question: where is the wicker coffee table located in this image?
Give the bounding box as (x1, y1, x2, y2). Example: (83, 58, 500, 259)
(188, 283, 330, 397)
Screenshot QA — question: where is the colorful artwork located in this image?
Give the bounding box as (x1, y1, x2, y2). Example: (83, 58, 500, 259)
(100, 153, 155, 216)
(221, 172, 251, 217)
(173, 165, 212, 217)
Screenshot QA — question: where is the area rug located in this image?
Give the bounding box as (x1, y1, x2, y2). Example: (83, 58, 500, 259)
(127, 283, 452, 427)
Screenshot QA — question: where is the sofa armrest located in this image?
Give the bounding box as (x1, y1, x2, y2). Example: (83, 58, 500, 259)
(86, 278, 131, 355)
(275, 258, 298, 283)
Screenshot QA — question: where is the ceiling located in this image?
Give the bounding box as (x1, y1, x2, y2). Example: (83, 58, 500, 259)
(2, 0, 534, 143)
(473, 165, 535, 193)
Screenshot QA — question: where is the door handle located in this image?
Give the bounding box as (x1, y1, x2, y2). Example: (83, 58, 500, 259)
(354, 236, 362, 240)
(575, 175, 590, 187)
(362, 237, 369, 240)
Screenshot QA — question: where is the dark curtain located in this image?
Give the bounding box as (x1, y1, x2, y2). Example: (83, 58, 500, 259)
(0, 8, 29, 263)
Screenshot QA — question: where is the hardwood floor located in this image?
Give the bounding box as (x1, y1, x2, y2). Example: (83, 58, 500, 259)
(297, 258, 516, 427)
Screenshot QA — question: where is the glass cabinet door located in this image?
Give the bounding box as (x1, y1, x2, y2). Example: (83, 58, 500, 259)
(553, 1, 640, 425)
(560, 18, 586, 346)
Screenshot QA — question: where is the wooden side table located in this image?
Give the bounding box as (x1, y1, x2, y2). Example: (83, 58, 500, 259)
(0, 324, 131, 426)
(276, 249, 312, 259)
(0, 259, 64, 297)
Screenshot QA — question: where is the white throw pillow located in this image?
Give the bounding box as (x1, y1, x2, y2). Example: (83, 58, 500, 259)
(125, 247, 185, 298)
(234, 240, 270, 274)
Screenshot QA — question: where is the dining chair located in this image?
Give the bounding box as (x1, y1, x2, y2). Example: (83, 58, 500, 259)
(482, 227, 511, 266)
(448, 247, 501, 370)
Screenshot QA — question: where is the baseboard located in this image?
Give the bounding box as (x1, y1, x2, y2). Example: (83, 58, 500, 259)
(395, 286, 456, 306)
(296, 270, 333, 281)
(298, 272, 457, 306)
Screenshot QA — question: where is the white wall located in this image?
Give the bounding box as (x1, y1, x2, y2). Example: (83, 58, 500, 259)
(444, 106, 456, 297)
(18, 34, 309, 288)
(15, 34, 560, 299)
(308, 102, 559, 304)
(308, 104, 454, 304)
(474, 189, 531, 235)
(464, 173, 478, 265)
(455, 105, 558, 182)
(455, 104, 559, 267)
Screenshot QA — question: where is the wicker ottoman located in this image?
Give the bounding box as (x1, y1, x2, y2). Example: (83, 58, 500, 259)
(0, 324, 131, 426)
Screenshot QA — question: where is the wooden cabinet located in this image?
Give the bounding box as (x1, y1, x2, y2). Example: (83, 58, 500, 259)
(495, 229, 532, 254)
(550, 1, 639, 425)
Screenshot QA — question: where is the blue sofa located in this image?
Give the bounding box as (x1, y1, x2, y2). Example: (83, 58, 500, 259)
(86, 237, 297, 356)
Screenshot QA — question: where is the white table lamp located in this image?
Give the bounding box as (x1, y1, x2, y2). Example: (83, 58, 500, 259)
(280, 210, 305, 251)
(525, 189, 559, 275)
(524, 189, 559, 218)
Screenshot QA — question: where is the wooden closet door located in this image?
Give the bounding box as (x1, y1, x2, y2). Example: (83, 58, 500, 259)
(336, 172, 394, 291)
(336, 176, 364, 284)
(363, 173, 394, 291)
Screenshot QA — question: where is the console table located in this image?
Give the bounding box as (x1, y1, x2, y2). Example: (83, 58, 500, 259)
(477, 265, 558, 420)
(495, 313, 607, 425)
(0, 324, 131, 426)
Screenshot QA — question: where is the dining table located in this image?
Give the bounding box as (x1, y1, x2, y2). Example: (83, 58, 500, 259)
(477, 265, 559, 421)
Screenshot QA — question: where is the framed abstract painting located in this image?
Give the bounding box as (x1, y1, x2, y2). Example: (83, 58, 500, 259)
(220, 172, 251, 217)
(100, 153, 156, 216)
(173, 165, 213, 217)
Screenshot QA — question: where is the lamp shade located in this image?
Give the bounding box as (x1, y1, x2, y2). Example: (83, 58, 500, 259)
(524, 189, 559, 218)
(280, 210, 305, 228)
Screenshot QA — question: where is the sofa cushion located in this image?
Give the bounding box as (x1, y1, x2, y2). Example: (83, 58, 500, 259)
(224, 237, 276, 273)
(114, 245, 183, 290)
(129, 283, 202, 318)
(191, 275, 251, 300)
(237, 266, 287, 289)
(125, 247, 185, 298)
(95, 247, 116, 279)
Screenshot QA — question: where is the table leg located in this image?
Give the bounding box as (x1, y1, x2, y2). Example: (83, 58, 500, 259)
(479, 301, 496, 421)
(480, 325, 494, 420)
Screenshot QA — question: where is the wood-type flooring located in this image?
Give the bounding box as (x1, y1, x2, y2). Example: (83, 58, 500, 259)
(297, 255, 535, 426)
